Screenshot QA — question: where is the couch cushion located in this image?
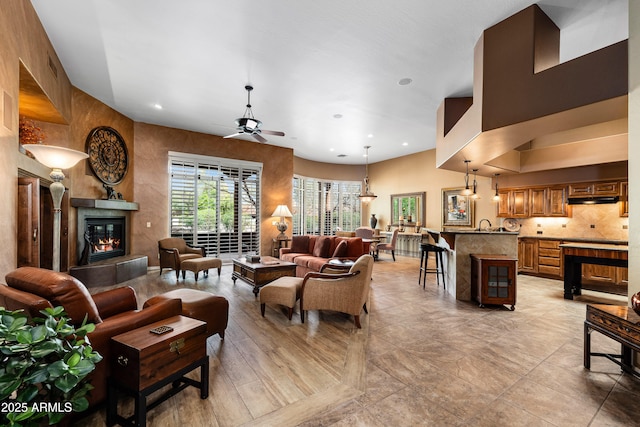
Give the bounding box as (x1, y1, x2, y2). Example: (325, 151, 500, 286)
(313, 236, 332, 258)
(306, 257, 331, 272)
(5, 267, 102, 325)
(290, 235, 310, 253)
(332, 240, 349, 258)
(344, 237, 365, 258)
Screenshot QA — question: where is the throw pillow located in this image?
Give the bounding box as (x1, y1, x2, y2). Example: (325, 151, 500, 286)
(332, 240, 348, 258)
(290, 235, 310, 253)
(313, 236, 332, 258)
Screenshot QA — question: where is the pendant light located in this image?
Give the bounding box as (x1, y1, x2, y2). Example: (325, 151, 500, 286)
(492, 173, 501, 202)
(358, 145, 377, 202)
(471, 169, 481, 199)
(461, 160, 472, 195)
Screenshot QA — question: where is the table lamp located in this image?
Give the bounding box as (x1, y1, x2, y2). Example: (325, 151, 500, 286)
(272, 205, 292, 240)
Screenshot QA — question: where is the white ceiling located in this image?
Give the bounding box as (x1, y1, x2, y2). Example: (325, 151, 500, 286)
(30, 0, 628, 165)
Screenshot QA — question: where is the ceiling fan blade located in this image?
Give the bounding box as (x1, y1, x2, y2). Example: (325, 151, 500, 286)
(252, 133, 268, 143)
(223, 132, 243, 139)
(261, 129, 285, 137)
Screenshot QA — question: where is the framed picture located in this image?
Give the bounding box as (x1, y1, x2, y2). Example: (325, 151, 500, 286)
(442, 188, 475, 227)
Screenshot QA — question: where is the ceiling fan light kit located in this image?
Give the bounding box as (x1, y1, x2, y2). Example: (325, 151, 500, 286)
(224, 85, 285, 143)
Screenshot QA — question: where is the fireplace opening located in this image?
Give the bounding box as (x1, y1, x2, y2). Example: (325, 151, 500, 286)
(80, 217, 126, 264)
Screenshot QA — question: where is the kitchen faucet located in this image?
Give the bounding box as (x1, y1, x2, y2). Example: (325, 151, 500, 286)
(478, 218, 492, 231)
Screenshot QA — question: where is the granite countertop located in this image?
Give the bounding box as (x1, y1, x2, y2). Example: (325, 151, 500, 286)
(559, 242, 629, 251)
(441, 230, 519, 235)
(519, 235, 628, 245)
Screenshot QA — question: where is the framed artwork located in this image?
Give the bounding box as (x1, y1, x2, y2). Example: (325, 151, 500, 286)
(442, 188, 475, 227)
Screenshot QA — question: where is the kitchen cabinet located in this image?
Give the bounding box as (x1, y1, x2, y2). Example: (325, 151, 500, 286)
(529, 188, 547, 217)
(569, 181, 619, 197)
(471, 254, 517, 310)
(497, 188, 529, 218)
(620, 181, 628, 217)
(517, 238, 538, 274)
(537, 239, 562, 278)
(547, 186, 570, 217)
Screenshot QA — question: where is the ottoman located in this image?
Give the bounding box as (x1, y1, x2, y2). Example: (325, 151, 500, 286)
(181, 257, 222, 280)
(259, 276, 303, 320)
(144, 289, 229, 338)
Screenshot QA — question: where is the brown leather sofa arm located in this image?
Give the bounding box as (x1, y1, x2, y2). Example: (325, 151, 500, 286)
(0, 284, 53, 320)
(91, 286, 138, 319)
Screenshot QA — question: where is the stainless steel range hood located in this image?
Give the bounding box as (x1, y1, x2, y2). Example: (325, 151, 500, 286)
(567, 196, 619, 205)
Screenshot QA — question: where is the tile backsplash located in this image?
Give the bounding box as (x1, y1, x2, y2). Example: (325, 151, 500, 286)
(506, 204, 628, 241)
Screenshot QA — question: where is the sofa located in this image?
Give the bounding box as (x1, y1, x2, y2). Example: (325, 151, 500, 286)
(280, 235, 368, 277)
(0, 267, 183, 411)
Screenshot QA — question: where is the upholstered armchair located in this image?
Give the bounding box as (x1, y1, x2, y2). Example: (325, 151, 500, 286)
(158, 237, 205, 279)
(0, 267, 182, 410)
(301, 254, 374, 328)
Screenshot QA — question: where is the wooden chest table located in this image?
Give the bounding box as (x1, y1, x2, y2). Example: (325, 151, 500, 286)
(232, 256, 297, 296)
(107, 315, 208, 427)
(585, 304, 640, 378)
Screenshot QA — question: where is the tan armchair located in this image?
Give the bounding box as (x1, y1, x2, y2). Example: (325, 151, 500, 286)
(376, 228, 399, 261)
(0, 267, 182, 411)
(300, 254, 374, 328)
(158, 237, 205, 279)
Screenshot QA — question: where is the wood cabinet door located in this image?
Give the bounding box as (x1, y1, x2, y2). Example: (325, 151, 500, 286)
(582, 264, 616, 284)
(620, 182, 628, 217)
(593, 181, 618, 196)
(18, 178, 40, 267)
(518, 239, 538, 273)
(480, 260, 516, 306)
(496, 190, 511, 217)
(510, 189, 529, 217)
(569, 183, 593, 196)
(548, 186, 569, 217)
(529, 188, 547, 217)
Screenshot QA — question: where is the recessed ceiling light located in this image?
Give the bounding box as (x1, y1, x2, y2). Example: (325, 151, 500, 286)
(398, 78, 412, 86)
(367, 134, 374, 138)
(329, 148, 335, 152)
(402, 142, 409, 146)
(333, 114, 343, 119)
(153, 103, 163, 109)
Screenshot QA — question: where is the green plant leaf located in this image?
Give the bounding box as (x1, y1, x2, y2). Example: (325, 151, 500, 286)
(29, 324, 48, 342)
(55, 373, 80, 393)
(8, 315, 28, 331)
(15, 329, 33, 344)
(0, 378, 21, 399)
(47, 360, 69, 378)
(66, 351, 81, 368)
(16, 383, 39, 402)
(29, 340, 59, 358)
(24, 366, 49, 384)
(72, 396, 89, 412)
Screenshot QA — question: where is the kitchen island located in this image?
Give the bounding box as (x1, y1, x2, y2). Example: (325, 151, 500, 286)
(440, 230, 519, 301)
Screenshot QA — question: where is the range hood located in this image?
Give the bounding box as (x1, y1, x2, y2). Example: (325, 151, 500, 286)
(568, 196, 619, 205)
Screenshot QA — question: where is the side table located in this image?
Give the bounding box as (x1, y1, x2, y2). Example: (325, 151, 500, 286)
(107, 315, 209, 427)
(272, 238, 292, 258)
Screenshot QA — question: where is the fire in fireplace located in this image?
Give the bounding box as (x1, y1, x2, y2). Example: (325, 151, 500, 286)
(80, 217, 126, 264)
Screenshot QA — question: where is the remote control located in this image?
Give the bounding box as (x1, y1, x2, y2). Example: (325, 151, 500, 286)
(150, 325, 173, 335)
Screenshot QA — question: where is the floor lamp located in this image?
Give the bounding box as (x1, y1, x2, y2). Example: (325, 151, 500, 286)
(23, 144, 89, 272)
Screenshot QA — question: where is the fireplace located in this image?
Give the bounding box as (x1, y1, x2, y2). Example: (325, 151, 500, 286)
(81, 217, 126, 264)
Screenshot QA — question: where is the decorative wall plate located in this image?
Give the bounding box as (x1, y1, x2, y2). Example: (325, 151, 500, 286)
(85, 126, 128, 185)
(503, 218, 520, 232)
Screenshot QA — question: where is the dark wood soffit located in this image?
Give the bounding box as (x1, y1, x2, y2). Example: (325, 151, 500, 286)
(443, 98, 473, 137)
(19, 62, 67, 124)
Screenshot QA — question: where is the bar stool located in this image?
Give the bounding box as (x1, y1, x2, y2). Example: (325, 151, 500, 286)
(419, 243, 446, 289)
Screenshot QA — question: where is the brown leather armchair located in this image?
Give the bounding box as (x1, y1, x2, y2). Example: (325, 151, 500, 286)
(0, 267, 182, 410)
(158, 237, 205, 279)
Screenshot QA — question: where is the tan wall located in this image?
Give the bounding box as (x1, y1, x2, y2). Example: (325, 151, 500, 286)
(132, 123, 294, 264)
(365, 150, 495, 231)
(294, 157, 363, 181)
(629, 1, 640, 303)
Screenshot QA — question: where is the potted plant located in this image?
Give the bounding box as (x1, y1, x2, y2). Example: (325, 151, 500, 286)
(0, 306, 102, 426)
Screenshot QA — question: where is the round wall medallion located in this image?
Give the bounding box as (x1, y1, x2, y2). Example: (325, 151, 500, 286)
(85, 126, 128, 185)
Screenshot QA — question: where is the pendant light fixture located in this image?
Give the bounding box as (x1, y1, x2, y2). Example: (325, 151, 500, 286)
(358, 145, 377, 202)
(471, 168, 481, 199)
(492, 173, 501, 202)
(461, 160, 472, 195)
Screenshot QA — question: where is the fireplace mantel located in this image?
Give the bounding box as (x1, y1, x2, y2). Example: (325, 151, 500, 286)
(71, 198, 139, 211)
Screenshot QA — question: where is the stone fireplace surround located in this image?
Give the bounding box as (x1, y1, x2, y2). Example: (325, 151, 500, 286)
(70, 198, 147, 287)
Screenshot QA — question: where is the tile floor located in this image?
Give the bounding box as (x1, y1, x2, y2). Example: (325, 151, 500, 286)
(75, 255, 640, 426)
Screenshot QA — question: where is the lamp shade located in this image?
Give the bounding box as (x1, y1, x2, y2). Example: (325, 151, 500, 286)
(272, 205, 293, 218)
(24, 144, 89, 169)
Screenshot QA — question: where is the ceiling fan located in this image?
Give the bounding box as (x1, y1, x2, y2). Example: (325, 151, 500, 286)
(223, 85, 285, 143)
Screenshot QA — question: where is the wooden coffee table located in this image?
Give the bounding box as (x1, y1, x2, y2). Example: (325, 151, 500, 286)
(232, 256, 297, 296)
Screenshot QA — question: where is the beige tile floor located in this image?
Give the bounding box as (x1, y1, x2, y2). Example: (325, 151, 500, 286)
(75, 255, 640, 426)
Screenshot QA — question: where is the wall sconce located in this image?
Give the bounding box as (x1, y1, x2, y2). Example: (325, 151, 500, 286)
(358, 145, 377, 202)
(23, 144, 89, 272)
(492, 173, 501, 202)
(461, 160, 472, 195)
(272, 204, 293, 240)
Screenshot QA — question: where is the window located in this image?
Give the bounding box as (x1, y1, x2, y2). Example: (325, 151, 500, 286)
(169, 152, 261, 259)
(292, 176, 361, 235)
